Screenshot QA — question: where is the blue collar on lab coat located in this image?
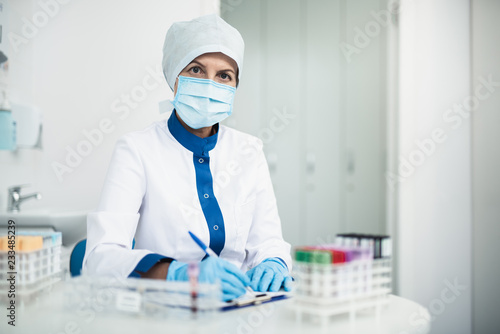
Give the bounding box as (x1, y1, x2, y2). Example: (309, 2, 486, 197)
(167, 110, 218, 157)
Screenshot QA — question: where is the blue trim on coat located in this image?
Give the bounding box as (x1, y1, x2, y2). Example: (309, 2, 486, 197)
(274, 257, 288, 270)
(193, 154, 226, 255)
(167, 111, 226, 256)
(167, 110, 218, 157)
(128, 253, 171, 278)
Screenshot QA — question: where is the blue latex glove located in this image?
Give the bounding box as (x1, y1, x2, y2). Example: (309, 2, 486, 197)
(167, 257, 250, 301)
(246, 258, 292, 292)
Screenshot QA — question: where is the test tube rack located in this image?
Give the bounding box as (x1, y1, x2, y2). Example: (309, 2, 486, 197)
(291, 258, 392, 326)
(64, 275, 221, 319)
(0, 232, 63, 302)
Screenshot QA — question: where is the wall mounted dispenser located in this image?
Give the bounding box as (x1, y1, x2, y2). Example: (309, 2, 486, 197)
(0, 90, 16, 150)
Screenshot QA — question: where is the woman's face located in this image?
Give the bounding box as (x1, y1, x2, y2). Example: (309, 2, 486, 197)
(174, 52, 238, 95)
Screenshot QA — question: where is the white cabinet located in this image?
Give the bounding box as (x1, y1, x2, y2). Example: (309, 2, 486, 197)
(223, 0, 389, 246)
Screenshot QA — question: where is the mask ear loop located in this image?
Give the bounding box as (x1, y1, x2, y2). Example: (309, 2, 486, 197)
(159, 100, 174, 114)
(173, 76, 180, 97)
(159, 77, 180, 115)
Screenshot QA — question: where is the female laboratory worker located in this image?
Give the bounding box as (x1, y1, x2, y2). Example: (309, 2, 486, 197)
(82, 14, 292, 301)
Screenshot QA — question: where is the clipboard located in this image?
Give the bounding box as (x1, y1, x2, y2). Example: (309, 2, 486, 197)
(220, 292, 291, 312)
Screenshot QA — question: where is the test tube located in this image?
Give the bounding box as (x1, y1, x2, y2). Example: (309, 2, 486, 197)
(188, 262, 199, 316)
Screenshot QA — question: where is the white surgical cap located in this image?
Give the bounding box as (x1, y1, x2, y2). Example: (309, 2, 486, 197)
(162, 14, 245, 91)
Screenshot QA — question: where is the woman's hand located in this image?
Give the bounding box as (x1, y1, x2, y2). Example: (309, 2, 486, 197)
(167, 257, 250, 301)
(246, 258, 293, 292)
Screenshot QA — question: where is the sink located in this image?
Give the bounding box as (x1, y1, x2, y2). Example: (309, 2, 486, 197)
(0, 209, 88, 246)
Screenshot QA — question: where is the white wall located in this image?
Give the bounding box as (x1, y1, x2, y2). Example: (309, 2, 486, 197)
(0, 0, 37, 208)
(397, 0, 472, 333)
(471, 1, 500, 333)
(0, 0, 218, 212)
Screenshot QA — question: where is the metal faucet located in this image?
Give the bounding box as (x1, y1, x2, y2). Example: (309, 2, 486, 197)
(7, 185, 42, 212)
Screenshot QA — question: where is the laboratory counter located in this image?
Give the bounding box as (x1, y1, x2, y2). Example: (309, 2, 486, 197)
(1, 281, 430, 334)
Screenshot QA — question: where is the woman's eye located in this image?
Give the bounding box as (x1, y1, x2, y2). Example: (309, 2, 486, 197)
(190, 66, 201, 74)
(220, 73, 231, 80)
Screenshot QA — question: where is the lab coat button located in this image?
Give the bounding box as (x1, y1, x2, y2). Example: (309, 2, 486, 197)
(198, 158, 204, 163)
(213, 225, 219, 230)
(204, 194, 209, 198)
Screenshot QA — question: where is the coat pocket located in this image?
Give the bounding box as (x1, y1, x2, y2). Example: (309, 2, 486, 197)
(234, 197, 257, 249)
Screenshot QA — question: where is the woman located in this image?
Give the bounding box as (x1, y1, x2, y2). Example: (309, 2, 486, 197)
(83, 14, 292, 301)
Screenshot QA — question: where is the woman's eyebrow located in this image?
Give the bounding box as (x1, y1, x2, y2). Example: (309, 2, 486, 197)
(220, 68, 236, 74)
(187, 60, 205, 68)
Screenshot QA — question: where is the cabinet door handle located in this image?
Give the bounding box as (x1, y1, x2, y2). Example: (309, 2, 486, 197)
(306, 152, 316, 174)
(266, 152, 278, 174)
(347, 151, 355, 174)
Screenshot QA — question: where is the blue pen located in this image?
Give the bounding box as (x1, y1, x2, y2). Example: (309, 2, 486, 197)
(188, 231, 219, 258)
(188, 231, 254, 294)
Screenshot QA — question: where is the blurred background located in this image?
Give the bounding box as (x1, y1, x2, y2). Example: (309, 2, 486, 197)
(0, 0, 498, 333)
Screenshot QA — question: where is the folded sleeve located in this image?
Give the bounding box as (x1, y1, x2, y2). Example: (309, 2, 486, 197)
(128, 253, 173, 278)
(244, 143, 293, 272)
(83, 135, 167, 277)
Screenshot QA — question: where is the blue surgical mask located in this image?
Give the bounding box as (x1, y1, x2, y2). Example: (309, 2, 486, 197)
(171, 76, 236, 129)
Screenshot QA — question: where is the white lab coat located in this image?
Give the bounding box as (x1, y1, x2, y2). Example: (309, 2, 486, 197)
(82, 117, 292, 278)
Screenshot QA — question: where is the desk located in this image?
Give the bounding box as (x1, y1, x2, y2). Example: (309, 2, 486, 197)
(1, 282, 431, 334)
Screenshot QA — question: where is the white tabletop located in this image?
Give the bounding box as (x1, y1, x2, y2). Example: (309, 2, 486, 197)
(1, 282, 431, 334)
